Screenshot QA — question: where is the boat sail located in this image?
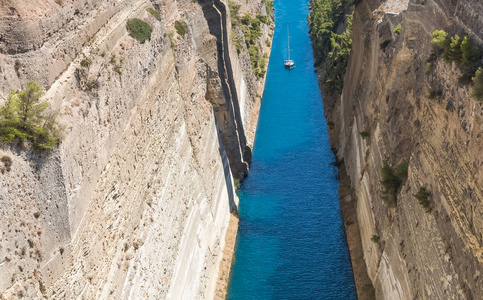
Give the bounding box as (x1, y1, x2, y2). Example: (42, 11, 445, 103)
(284, 26, 295, 69)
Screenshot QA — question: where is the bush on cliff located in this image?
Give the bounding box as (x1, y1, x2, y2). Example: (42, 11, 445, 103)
(146, 8, 161, 21)
(309, 0, 352, 64)
(175, 20, 188, 36)
(264, 0, 274, 15)
(370, 234, 380, 243)
(256, 14, 270, 25)
(432, 30, 483, 96)
(0, 81, 63, 151)
(324, 12, 353, 95)
(380, 160, 408, 207)
(414, 186, 431, 212)
(229, 1, 241, 26)
(309, 0, 354, 94)
(228, 0, 270, 79)
(472, 67, 483, 101)
(126, 18, 152, 43)
(431, 30, 481, 81)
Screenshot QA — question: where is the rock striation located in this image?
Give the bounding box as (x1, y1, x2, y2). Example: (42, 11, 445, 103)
(0, 0, 271, 298)
(321, 0, 483, 298)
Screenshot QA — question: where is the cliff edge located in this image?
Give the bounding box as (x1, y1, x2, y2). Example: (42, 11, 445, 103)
(320, 0, 483, 298)
(0, 0, 272, 298)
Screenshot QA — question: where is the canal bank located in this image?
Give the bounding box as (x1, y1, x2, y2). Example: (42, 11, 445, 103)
(226, 0, 357, 298)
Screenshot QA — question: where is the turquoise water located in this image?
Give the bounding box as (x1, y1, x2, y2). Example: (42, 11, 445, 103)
(226, 0, 357, 298)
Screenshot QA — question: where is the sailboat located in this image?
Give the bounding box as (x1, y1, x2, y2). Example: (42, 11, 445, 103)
(284, 26, 295, 69)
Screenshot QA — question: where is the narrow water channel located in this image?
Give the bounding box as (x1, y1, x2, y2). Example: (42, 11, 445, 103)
(226, 0, 357, 298)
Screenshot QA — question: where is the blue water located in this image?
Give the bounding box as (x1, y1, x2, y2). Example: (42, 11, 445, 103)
(226, 0, 357, 298)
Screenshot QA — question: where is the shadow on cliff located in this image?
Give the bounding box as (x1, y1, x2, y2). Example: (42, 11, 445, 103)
(218, 141, 238, 215)
(199, 0, 250, 182)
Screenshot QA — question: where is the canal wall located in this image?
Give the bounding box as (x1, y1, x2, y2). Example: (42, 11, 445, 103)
(318, 0, 483, 298)
(0, 0, 272, 298)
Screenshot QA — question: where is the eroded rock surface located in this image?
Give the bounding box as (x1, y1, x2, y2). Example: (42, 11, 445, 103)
(322, 0, 483, 298)
(0, 0, 272, 298)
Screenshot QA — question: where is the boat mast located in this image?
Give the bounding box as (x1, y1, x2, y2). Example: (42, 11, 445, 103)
(287, 25, 290, 60)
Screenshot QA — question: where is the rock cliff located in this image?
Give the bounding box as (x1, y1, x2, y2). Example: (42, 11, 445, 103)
(322, 0, 483, 298)
(0, 0, 271, 298)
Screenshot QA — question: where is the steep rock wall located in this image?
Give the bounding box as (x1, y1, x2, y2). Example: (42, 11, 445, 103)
(0, 0, 271, 298)
(323, 0, 483, 298)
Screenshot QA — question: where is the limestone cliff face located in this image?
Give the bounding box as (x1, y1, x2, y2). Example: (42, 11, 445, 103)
(0, 0, 271, 298)
(324, 0, 483, 298)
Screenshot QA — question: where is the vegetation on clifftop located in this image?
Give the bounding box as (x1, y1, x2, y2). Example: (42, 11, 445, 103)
(309, 0, 354, 95)
(431, 30, 483, 100)
(0, 81, 63, 151)
(126, 18, 152, 43)
(229, 0, 271, 79)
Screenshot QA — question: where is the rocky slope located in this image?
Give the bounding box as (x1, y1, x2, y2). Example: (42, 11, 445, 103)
(322, 0, 483, 298)
(0, 0, 271, 298)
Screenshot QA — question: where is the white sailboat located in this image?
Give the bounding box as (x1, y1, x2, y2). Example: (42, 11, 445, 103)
(284, 26, 295, 69)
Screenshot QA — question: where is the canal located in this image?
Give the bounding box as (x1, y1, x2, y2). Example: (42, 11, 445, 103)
(226, 0, 357, 298)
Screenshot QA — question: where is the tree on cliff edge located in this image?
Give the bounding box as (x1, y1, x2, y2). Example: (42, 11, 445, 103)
(0, 81, 63, 151)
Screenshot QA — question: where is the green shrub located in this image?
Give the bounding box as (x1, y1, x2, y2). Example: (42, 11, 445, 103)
(472, 67, 483, 101)
(461, 36, 480, 65)
(126, 18, 152, 43)
(432, 30, 448, 48)
(0, 81, 63, 151)
(380, 160, 408, 206)
(248, 46, 260, 69)
(241, 13, 251, 26)
(237, 13, 266, 77)
(309, 0, 353, 95)
(80, 57, 91, 68)
(146, 8, 161, 21)
(256, 68, 266, 79)
(233, 36, 242, 54)
(431, 30, 482, 79)
(228, 1, 241, 26)
(256, 14, 270, 25)
(233, 178, 241, 190)
(446, 34, 462, 63)
(394, 24, 401, 35)
(240, 13, 263, 46)
(175, 20, 187, 36)
(371, 234, 380, 243)
(264, 0, 273, 14)
(359, 131, 370, 139)
(414, 186, 431, 212)
(309, 0, 350, 64)
(324, 12, 353, 94)
(394, 160, 408, 179)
